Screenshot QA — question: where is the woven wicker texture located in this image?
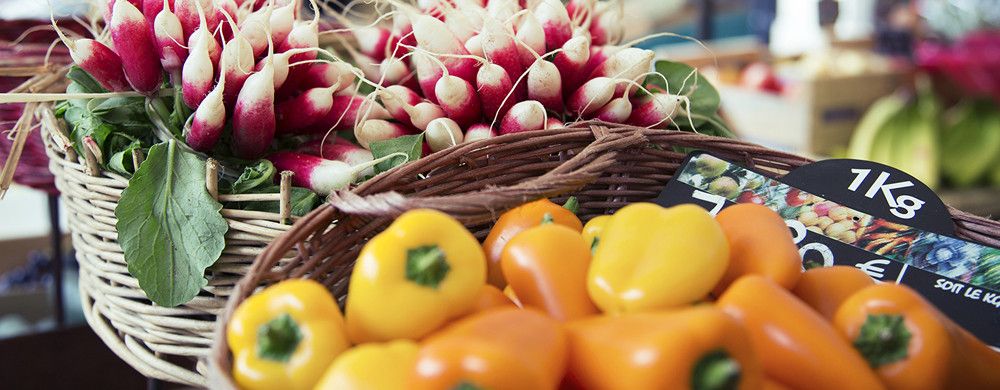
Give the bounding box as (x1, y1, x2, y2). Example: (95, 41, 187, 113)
(37, 102, 298, 387)
(207, 124, 1000, 389)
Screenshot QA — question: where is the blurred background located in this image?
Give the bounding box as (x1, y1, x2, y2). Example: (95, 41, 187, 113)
(0, 0, 997, 387)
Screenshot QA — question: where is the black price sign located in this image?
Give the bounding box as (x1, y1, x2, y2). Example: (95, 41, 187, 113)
(655, 152, 1000, 348)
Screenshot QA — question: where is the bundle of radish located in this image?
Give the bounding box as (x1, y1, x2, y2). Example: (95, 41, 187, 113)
(4, 0, 400, 308)
(5, 0, 729, 307)
(310, 0, 732, 178)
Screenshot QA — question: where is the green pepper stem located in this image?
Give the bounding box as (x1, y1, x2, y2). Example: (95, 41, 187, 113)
(562, 196, 579, 214)
(692, 349, 741, 390)
(853, 314, 912, 368)
(541, 213, 554, 225)
(406, 245, 450, 289)
(451, 382, 483, 390)
(257, 313, 302, 363)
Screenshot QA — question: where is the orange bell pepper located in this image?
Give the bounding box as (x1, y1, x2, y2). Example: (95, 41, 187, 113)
(410, 307, 568, 390)
(834, 283, 1000, 390)
(472, 285, 515, 313)
(717, 275, 884, 390)
(564, 305, 763, 390)
(500, 223, 599, 321)
(482, 198, 582, 287)
(792, 266, 874, 320)
(763, 378, 794, 390)
(503, 285, 521, 307)
(713, 203, 802, 294)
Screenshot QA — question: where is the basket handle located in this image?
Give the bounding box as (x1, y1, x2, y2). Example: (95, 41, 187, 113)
(327, 126, 648, 224)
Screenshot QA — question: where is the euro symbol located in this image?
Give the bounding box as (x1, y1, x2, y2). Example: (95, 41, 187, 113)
(855, 259, 891, 280)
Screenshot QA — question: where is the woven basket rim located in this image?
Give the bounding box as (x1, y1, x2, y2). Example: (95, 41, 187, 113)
(206, 123, 1000, 389)
(36, 103, 307, 387)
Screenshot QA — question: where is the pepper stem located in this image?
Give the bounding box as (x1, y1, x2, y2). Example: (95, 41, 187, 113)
(257, 313, 302, 363)
(451, 382, 483, 390)
(692, 349, 741, 390)
(406, 245, 450, 288)
(853, 314, 912, 368)
(541, 213, 554, 224)
(562, 196, 579, 214)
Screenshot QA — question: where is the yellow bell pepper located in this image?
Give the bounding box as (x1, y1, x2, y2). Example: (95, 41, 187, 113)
(345, 209, 486, 343)
(587, 203, 729, 313)
(581, 215, 610, 253)
(314, 340, 419, 390)
(227, 279, 351, 390)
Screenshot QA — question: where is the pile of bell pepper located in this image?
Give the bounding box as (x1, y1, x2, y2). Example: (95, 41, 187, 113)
(227, 199, 1000, 390)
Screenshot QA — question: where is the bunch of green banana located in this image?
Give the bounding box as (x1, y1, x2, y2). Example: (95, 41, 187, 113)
(941, 99, 1000, 187)
(847, 89, 941, 189)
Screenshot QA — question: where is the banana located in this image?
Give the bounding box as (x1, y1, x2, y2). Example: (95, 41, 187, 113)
(941, 99, 1000, 187)
(886, 89, 940, 188)
(847, 93, 908, 160)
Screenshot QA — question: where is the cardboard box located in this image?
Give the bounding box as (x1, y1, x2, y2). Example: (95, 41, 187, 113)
(721, 69, 902, 156)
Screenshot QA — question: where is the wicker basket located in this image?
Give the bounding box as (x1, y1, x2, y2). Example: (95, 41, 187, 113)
(207, 124, 1000, 388)
(37, 102, 303, 387)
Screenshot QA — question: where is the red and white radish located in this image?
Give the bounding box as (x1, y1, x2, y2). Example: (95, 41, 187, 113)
(50, 19, 130, 91)
(377, 57, 415, 88)
(424, 117, 464, 152)
(514, 12, 545, 67)
(217, 15, 255, 107)
(104, 0, 145, 25)
(279, 0, 319, 63)
(545, 117, 565, 129)
(407, 102, 446, 130)
(239, 9, 270, 57)
(628, 93, 682, 128)
(499, 100, 546, 134)
(308, 93, 392, 134)
(276, 85, 338, 133)
(298, 137, 374, 168)
(593, 96, 631, 123)
(591, 47, 654, 95)
(354, 26, 394, 62)
(463, 123, 496, 143)
(232, 34, 277, 159)
(214, 0, 239, 40)
(487, 0, 520, 21)
(565, 0, 595, 25)
(567, 76, 615, 116)
(410, 15, 478, 101)
(152, 0, 188, 75)
(590, 1, 624, 46)
(181, 8, 216, 109)
(269, 0, 297, 45)
(464, 34, 484, 58)
(267, 151, 405, 195)
(185, 75, 227, 152)
(355, 119, 414, 149)
(534, 0, 572, 51)
(175, 0, 215, 39)
(480, 17, 523, 83)
(526, 59, 563, 111)
(379, 84, 423, 123)
(553, 35, 590, 94)
(434, 74, 481, 126)
(110, 0, 164, 93)
(476, 63, 517, 121)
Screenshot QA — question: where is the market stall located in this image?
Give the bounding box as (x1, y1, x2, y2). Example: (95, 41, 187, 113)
(0, 0, 998, 389)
